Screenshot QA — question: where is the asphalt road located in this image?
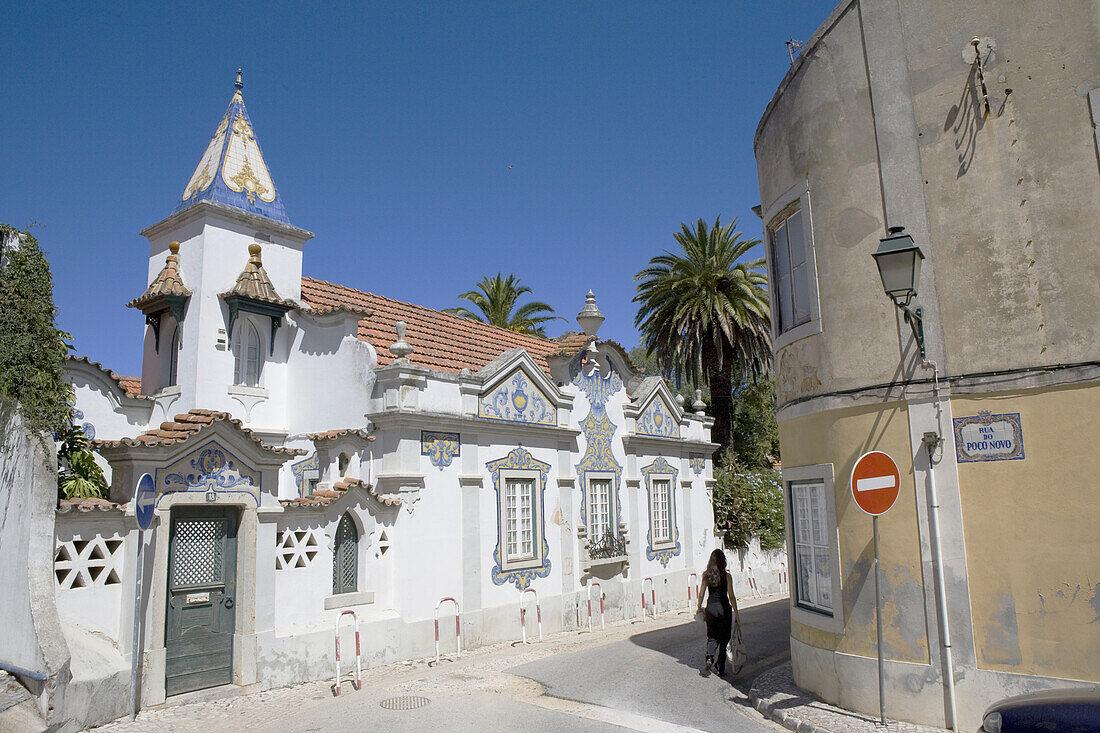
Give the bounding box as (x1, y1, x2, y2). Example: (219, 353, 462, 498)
(510, 598, 791, 732)
(97, 596, 791, 732)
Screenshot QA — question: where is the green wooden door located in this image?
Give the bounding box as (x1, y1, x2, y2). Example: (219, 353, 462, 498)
(165, 507, 237, 696)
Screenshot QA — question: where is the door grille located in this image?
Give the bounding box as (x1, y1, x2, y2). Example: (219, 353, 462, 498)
(172, 518, 226, 587)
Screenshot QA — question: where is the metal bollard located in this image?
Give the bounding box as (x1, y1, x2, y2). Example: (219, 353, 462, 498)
(334, 610, 362, 695)
(434, 597, 461, 664)
(519, 587, 542, 644)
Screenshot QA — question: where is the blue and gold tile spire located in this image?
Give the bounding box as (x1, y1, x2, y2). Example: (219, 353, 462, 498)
(174, 70, 289, 223)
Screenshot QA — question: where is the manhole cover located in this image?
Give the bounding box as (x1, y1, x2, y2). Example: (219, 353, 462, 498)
(379, 695, 431, 711)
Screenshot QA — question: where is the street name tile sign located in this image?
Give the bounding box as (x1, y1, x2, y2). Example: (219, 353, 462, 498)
(952, 411, 1024, 462)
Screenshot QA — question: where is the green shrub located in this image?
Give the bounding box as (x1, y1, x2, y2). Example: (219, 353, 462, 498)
(0, 225, 72, 435)
(712, 449, 785, 551)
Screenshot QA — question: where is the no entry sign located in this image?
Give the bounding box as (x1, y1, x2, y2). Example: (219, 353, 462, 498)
(850, 451, 901, 516)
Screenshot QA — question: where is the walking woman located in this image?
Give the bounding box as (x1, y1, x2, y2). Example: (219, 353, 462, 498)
(695, 548, 740, 675)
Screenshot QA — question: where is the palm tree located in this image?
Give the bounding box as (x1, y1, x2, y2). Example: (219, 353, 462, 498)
(634, 217, 772, 459)
(445, 273, 563, 337)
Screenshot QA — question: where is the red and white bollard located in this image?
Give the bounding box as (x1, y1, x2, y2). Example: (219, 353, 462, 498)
(641, 577, 656, 620)
(776, 562, 788, 594)
(434, 597, 462, 664)
(747, 566, 761, 598)
(585, 581, 604, 632)
(519, 587, 542, 644)
(334, 610, 362, 696)
(687, 572, 699, 612)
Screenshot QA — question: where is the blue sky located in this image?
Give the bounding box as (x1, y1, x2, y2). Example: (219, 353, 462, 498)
(3, 1, 835, 377)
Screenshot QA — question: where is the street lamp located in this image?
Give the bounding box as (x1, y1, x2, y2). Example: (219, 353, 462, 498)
(872, 226, 926, 358)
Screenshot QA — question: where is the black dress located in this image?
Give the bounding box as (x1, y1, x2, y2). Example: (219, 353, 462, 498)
(703, 571, 733, 673)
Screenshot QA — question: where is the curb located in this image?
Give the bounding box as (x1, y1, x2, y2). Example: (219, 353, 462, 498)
(748, 689, 832, 733)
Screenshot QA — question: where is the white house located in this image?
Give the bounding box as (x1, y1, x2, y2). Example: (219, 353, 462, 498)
(56, 73, 725, 716)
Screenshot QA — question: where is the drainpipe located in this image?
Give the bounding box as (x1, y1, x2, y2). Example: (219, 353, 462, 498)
(922, 428, 958, 732)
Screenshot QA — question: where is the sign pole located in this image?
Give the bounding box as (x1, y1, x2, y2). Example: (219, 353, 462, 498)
(850, 451, 900, 729)
(130, 473, 156, 721)
(873, 515, 886, 727)
(129, 531, 144, 721)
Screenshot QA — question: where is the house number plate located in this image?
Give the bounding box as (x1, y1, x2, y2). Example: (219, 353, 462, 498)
(186, 592, 210, 604)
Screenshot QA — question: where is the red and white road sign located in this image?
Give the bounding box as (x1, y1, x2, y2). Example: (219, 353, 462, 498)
(850, 451, 901, 516)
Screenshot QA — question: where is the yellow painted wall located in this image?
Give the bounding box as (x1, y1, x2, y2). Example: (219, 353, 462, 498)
(953, 382, 1100, 681)
(780, 401, 929, 663)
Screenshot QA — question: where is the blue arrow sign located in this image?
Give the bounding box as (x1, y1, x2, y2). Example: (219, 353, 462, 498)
(135, 473, 155, 530)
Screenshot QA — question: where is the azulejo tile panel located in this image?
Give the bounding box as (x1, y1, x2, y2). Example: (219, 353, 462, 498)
(487, 447, 551, 590)
(421, 431, 460, 469)
(573, 359, 624, 532)
(690, 453, 705, 475)
(479, 368, 556, 425)
(154, 440, 260, 507)
(290, 452, 319, 496)
(642, 456, 681, 567)
(637, 395, 680, 438)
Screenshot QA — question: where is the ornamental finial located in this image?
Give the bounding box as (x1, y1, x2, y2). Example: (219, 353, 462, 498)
(235, 68, 243, 91)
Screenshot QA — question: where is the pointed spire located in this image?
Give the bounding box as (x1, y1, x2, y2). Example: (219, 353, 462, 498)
(174, 71, 289, 223)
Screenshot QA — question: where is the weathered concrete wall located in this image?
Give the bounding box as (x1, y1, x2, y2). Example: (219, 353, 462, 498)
(755, 0, 1100, 728)
(0, 407, 71, 723)
(900, 1, 1100, 373)
(953, 382, 1100, 681)
(779, 401, 930, 664)
(756, 0, 1100, 404)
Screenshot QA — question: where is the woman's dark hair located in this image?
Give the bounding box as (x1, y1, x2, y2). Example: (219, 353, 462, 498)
(702, 548, 727, 588)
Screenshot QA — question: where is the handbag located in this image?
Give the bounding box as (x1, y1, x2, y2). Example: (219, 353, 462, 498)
(729, 620, 748, 674)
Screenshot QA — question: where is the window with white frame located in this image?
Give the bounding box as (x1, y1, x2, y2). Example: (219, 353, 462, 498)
(233, 321, 262, 386)
(764, 182, 821, 350)
(791, 479, 833, 614)
(650, 478, 673, 545)
(504, 476, 536, 563)
(586, 477, 613, 542)
(769, 206, 812, 334)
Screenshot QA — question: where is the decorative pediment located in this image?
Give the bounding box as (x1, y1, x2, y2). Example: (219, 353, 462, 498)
(154, 439, 261, 507)
(478, 366, 557, 425)
(636, 392, 680, 438)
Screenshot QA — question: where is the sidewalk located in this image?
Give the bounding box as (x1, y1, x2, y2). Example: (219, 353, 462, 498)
(748, 663, 950, 733)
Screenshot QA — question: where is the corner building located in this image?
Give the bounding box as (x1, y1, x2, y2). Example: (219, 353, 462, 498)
(754, 1, 1100, 729)
(57, 76, 721, 718)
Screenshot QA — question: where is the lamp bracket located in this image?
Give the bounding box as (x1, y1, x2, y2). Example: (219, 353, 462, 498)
(899, 305, 926, 359)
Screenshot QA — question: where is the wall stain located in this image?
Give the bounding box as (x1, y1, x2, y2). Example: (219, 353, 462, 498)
(981, 594, 1023, 666)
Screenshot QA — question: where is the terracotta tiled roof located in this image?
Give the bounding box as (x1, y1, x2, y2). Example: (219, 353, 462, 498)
(93, 409, 305, 455)
(116, 375, 142, 397)
(307, 428, 375, 442)
(280, 477, 400, 509)
(127, 241, 191, 310)
(300, 277, 586, 376)
(221, 244, 294, 307)
(57, 497, 125, 513)
(66, 356, 148, 400)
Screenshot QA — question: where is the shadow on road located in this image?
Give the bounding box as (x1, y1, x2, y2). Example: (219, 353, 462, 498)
(627, 599, 791, 692)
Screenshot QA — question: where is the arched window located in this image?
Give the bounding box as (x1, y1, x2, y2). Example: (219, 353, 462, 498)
(234, 321, 262, 386)
(167, 325, 179, 387)
(332, 513, 358, 595)
(338, 453, 350, 477)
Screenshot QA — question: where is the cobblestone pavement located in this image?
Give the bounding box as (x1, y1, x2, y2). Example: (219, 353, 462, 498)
(748, 663, 951, 733)
(0, 672, 32, 714)
(91, 594, 788, 732)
